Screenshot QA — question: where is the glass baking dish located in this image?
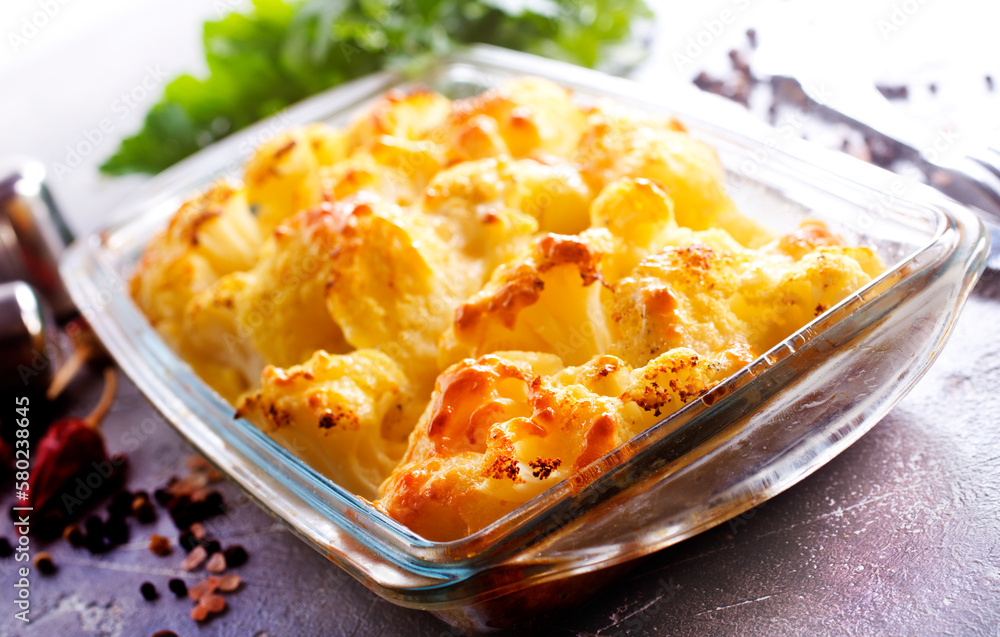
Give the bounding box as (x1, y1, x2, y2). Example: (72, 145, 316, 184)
(61, 45, 988, 632)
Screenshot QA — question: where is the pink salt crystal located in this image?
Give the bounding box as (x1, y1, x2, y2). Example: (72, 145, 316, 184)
(190, 604, 209, 621)
(206, 552, 226, 573)
(189, 576, 220, 603)
(181, 546, 207, 571)
(189, 522, 206, 540)
(218, 574, 241, 592)
(203, 594, 226, 613)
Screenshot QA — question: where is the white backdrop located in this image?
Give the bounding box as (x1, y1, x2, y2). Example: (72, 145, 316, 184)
(1, 0, 997, 236)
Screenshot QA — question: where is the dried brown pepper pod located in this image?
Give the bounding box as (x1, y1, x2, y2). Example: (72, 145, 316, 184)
(46, 318, 108, 401)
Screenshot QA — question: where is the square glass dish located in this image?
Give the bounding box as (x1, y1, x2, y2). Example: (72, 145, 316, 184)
(61, 45, 988, 632)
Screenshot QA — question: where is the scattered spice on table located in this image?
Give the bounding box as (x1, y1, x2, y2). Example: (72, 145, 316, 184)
(182, 545, 208, 571)
(168, 578, 188, 598)
(25, 350, 252, 628)
(133, 492, 157, 523)
(108, 490, 133, 518)
(218, 574, 240, 592)
(202, 594, 226, 613)
(188, 576, 219, 601)
(104, 515, 130, 546)
(192, 592, 227, 621)
(34, 552, 56, 575)
(206, 552, 226, 573)
(140, 582, 159, 601)
(62, 524, 85, 547)
(149, 534, 172, 557)
(876, 84, 909, 100)
(223, 545, 248, 568)
(189, 522, 206, 541)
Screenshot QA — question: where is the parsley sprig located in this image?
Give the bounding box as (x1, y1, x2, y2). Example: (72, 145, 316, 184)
(100, 0, 651, 175)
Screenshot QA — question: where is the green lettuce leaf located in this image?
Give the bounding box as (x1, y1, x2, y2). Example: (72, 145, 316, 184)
(100, 0, 651, 176)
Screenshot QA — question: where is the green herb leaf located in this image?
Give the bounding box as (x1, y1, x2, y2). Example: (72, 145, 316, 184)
(100, 0, 651, 176)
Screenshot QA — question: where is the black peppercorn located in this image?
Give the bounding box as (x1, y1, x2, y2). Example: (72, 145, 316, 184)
(168, 578, 188, 598)
(223, 545, 248, 568)
(140, 582, 158, 601)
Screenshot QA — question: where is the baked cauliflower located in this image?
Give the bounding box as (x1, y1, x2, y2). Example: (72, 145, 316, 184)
(433, 77, 588, 162)
(575, 103, 770, 246)
(132, 78, 885, 541)
(344, 87, 451, 149)
(440, 232, 613, 368)
(321, 194, 481, 385)
(131, 181, 261, 348)
(236, 349, 417, 498)
(375, 348, 733, 541)
(423, 156, 593, 237)
(244, 123, 349, 234)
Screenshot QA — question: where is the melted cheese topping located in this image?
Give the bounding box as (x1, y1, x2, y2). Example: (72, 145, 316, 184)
(131, 78, 883, 530)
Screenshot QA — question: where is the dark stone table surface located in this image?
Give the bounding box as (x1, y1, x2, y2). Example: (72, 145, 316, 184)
(2, 272, 999, 637)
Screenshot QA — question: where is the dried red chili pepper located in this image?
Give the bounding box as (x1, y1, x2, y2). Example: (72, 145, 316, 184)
(26, 368, 121, 534)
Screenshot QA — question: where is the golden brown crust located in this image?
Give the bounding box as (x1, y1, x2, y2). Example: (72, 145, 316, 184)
(132, 78, 886, 541)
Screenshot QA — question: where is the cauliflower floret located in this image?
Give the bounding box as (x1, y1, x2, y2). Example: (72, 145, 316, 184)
(131, 181, 261, 347)
(610, 222, 881, 369)
(765, 220, 884, 278)
(376, 348, 730, 541)
(610, 241, 754, 369)
(731, 247, 877, 349)
(423, 156, 593, 237)
(434, 77, 588, 162)
(587, 177, 683, 282)
(244, 123, 349, 234)
(441, 233, 613, 367)
(179, 273, 264, 402)
(616, 348, 733, 439)
(235, 201, 356, 369)
(321, 136, 445, 206)
(178, 200, 358, 396)
(376, 351, 604, 540)
(236, 349, 418, 498)
(576, 109, 739, 234)
(323, 195, 480, 384)
(345, 87, 451, 149)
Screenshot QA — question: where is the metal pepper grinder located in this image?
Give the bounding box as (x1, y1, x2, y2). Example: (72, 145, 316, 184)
(0, 158, 73, 391)
(0, 280, 55, 391)
(0, 157, 75, 318)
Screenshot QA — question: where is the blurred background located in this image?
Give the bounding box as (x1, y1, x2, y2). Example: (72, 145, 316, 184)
(1, 0, 998, 236)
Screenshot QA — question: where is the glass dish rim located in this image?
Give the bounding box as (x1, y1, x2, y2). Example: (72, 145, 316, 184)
(61, 45, 989, 595)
